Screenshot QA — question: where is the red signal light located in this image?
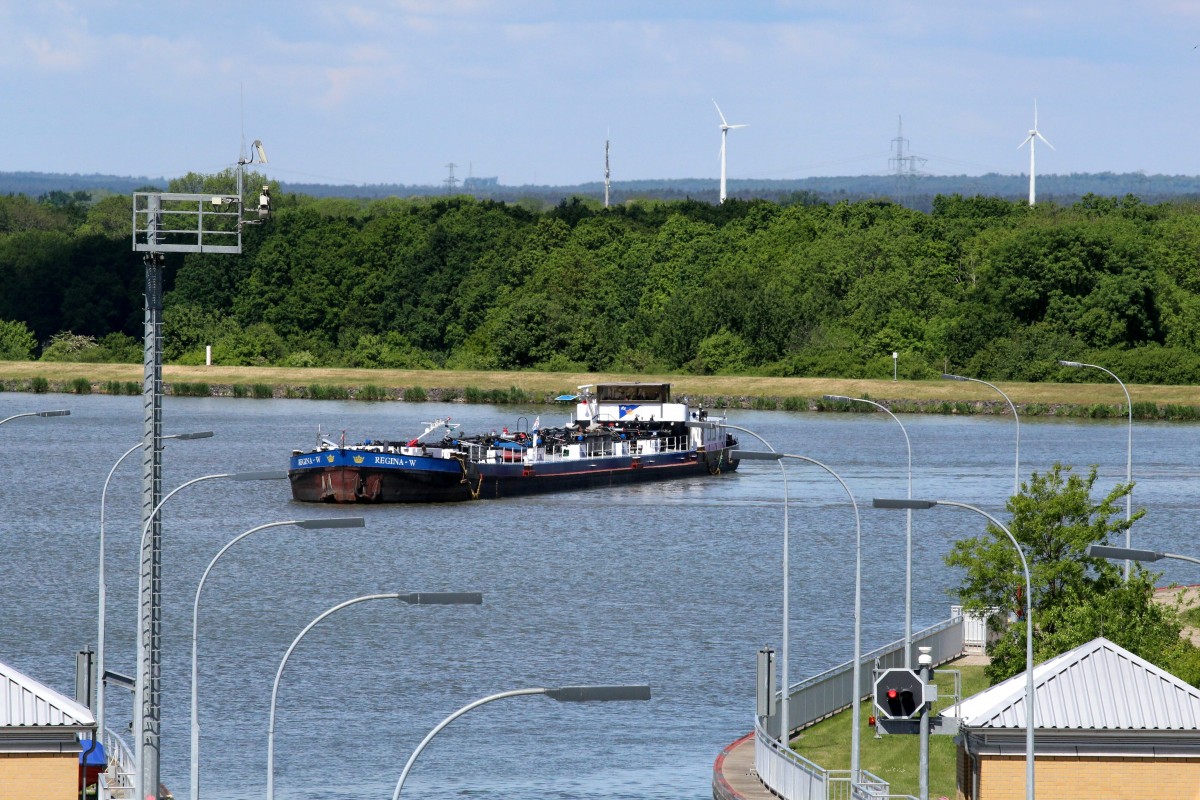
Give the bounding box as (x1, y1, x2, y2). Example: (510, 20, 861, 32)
(887, 689, 899, 699)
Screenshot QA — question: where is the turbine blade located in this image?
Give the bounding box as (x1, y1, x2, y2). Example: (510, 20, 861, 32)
(713, 99, 728, 127)
(1018, 134, 1033, 148)
(1037, 132, 1055, 150)
(729, 123, 749, 129)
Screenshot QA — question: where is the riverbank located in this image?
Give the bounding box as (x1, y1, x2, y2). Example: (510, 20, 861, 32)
(2, 361, 1199, 419)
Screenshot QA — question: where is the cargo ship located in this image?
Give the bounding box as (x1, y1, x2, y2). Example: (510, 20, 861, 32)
(288, 383, 740, 503)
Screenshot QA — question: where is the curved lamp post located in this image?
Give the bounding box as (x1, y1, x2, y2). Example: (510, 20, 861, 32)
(97, 431, 214, 738)
(941, 374, 1021, 497)
(0, 409, 70, 425)
(392, 684, 652, 799)
(1059, 360, 1133, 579)
(190, 516, 365, 800)
(267, 591, 485, 800)
(735, 449, 863, 781)
(874, 497, 1035, 800)
(133, 469, 287, 800)
(1086, 543, 1200, 567)
(824, 395, 914, 668)
(721, 423, 790, 744)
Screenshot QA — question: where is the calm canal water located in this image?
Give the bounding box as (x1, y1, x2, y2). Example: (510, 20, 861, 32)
(1, 392, 1198, 799)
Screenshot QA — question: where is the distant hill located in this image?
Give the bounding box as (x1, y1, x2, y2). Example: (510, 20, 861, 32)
(0, 171, 168, 197)
(4, 169, 1200, 210)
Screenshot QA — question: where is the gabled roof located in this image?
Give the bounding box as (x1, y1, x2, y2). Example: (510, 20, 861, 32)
(949, 637, 1200, 731)
(0, 659, 94, 729)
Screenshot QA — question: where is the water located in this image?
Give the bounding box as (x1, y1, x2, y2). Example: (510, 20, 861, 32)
(1, 393, 1197, 799)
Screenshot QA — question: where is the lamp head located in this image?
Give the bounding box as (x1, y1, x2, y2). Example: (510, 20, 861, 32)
(1058, 360, 1083, 367)
(822, 394, 851, 402)
(36, 410, 70, 417)
(544, 685, 651, 702)
(397, 592, 483, 606)
(172, 431, 215, 440)
(295, 517, 365, 530)
(1085, 544, 1162, 562)
(873, 498, 938, 510)
(729, 449, 782, 461)
(941, 374, 968, 381)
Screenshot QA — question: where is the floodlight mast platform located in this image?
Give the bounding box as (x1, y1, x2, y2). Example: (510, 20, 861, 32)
(131, 152, 264, 800)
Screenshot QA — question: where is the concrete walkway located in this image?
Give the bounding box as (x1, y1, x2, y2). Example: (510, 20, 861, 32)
(712, 732, 775, 800)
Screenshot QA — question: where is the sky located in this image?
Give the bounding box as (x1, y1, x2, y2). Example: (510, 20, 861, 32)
(3, 1, 1199, 187)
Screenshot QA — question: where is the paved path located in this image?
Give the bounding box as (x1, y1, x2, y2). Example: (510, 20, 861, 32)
(712, 732, 775, 800)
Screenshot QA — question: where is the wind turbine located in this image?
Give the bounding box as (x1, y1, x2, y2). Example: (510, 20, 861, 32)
(714, 100, 748, 203)
(1018, 100, 1054, 205)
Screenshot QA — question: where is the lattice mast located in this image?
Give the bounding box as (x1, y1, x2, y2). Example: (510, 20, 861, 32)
(130, 141, 270, 800)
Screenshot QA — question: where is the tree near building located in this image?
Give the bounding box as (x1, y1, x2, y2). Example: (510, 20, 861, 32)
(946, 463, 1200, 686)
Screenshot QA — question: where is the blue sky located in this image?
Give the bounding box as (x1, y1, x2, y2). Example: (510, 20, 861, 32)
(2, 1, 1198, 186)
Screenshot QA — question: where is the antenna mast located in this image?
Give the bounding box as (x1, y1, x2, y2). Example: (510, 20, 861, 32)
(604, 138, 611, 208)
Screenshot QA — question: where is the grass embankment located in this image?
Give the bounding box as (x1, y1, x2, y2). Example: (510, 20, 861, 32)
(791, 660, 989, 800)
(1, 361, 1199, 418)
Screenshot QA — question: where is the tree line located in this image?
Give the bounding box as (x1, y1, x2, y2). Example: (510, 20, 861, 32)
(4, 179, 1200, 386)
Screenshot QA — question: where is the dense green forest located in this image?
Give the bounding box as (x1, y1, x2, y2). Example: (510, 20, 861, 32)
(4, 177, 1200, 385)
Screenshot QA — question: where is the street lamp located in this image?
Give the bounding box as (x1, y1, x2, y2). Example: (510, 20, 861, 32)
(941, 374, 1021, 497)
(1085, 543, 1200, 567)
(267, 591, 485, 800)
(721, 423, 791, 745)
(392, 684, 652, 799)
(734, 449, 864, 781)
(96, 431, 214, 738)
(824, 394, 914, 668)
(0, 409, 70, 425)
(1059, 360, 1133, 579)
(190, 516, 365, 800)
(874, 497, 1035, 800)
(133, 469, 287, 800)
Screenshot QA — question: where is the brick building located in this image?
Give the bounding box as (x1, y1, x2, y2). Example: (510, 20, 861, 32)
(0, 658, 96, 800)
(947, 637, 1200, 800)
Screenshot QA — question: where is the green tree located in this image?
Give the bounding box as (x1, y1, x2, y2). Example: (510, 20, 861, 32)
(946, 464, 1199, 685)
(0, 319, 37, 360)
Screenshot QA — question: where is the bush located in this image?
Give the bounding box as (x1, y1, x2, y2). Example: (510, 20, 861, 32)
(281, 350, 318, 368)
(170, 382, 210, 397)
(781, 396, 808, 411)
(40, 332, 100, 362)
(402, 386, 427, 402)
(751, 395, 777, 410)
(232, 384, 249, 398)
(358, 385, 389, 401)
(212, 323, 286, 366)
(31, 376, 49, 393)
(252, 384, 274, 399)
(0, 319, 37, 360)
(70, 377, 92, 394)
(308, 384, 350, 400)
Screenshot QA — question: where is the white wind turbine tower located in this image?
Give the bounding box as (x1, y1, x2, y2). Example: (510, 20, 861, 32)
(714, 99, 748, 203)
(1018, 100, 1054, 205)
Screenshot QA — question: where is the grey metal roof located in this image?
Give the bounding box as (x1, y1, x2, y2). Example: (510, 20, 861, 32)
(0, 659, 94, 729)
(948, 636, 1200, 731)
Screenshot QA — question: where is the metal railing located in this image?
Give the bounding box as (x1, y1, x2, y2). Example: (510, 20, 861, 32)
(99, 727, 136, 800)
(752, 614, 965, 800)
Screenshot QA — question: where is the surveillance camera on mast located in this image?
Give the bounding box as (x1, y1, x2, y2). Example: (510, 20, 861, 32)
(236, 138, 271, 226)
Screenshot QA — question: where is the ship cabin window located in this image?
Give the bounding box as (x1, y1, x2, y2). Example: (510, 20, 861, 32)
(595, 383, 670, 404)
